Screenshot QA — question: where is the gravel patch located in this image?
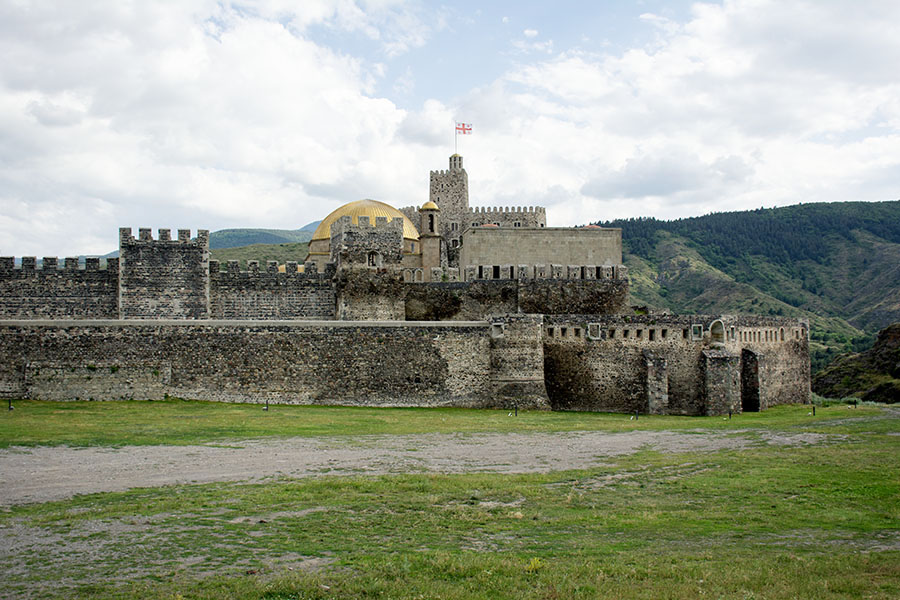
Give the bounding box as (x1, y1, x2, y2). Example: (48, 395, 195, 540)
(0, 429, 839, 506)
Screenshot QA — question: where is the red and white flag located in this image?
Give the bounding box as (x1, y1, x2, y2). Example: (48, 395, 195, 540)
(455, 122, 472, 135)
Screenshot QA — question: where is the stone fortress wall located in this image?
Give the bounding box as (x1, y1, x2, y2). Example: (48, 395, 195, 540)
(0, 319, 546, 409)
(0, 154, 811, 415)
(467, 205, 546, 230)
(209, 260, 335, 320)
(542, 314, 809, 415)
(0, 256, 119, 319)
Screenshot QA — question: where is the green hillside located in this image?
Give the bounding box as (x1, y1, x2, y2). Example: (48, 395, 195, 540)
(209, 242, 309, 266)
(209, 220, 320, 249)
(812, 323, 900, 402)
(598, 200, 900, 372)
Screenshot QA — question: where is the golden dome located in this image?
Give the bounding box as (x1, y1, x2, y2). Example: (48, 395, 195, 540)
(421, 201, 439, 211)
(311, 199, 419, 242)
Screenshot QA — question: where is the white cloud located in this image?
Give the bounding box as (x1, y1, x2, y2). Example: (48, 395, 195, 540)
(1, 0, 899, 256)
(456, 0, 900, 225)
(0, 0, 444, 256)
(523, 28, 538, 38)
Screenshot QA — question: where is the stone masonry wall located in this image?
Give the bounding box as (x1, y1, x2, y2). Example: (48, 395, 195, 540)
(0, 320, 497, 407)
(488, 314, 551, 410)
(542, 314, 809, 415)
(335, 270, 406, 321)
(119, 228, 210, 319)
(330, 215, 404, 267)
(403, 279, 628, 321)
(0, 257, 119, 319)
(459, 227, 622, 272)
(467, 206, 546, 229)
(209, 260, 335, 320)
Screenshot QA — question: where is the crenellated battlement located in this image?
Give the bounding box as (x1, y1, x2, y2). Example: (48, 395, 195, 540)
(462, 263, 627, 281)
(119, 227, 209, 246)
(209, 259, 334, 280)
(466, 206, 546, 230)
(0, 257, 119, 272)
(330, 215, 405, 268)
(118, 226, 210, 319)
(469, 206, 546, 215)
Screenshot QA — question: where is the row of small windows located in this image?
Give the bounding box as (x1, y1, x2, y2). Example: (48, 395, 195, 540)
(740, 328, 802, 342)
(547, 325, 693, 341)
(546, 324, 804, 342)
(471, 222, 543, 228)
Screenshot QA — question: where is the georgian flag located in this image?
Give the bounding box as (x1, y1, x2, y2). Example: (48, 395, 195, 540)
(455, 122, 472, 134)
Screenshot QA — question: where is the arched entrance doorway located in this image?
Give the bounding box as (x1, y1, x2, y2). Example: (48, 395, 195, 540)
(741, 348, 760, 412)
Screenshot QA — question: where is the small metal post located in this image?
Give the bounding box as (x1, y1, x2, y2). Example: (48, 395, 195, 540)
(264, 399, 268, 411)
(514, 400, 518, 417)
(634, 410, 638, 421)
(7, 397, 12, 411)
(729, 409, 732, 419)
(813, 406, 816, 416)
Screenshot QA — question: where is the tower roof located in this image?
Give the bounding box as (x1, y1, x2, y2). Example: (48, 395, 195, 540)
(311, 199, 420, 242)
(421, 201, 439, 211)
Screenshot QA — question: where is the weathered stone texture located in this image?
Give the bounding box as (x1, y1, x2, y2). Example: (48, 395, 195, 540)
(488, 314, 551, 410)
(119, 228, 210, 319)
(209, 265, 335, 320)
(459, 227, 621, 271)
(467, 206, 546, 231)
(702, 349, 741, 416)
(405, 281, 518, 321)
(0, 257, 118, 319)
(542, 314, 809, 416)
(518, 279, 628, 315)
(330, 215, 404, 267)
(336, 270, 406, 321)
(0, 320, 496, 407)
(403, 279, 628, 321)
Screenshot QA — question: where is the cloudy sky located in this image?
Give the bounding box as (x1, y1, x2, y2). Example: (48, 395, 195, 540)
(2, 0, 899, 257)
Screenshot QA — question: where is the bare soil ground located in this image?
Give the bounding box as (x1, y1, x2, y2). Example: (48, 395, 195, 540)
(0, 429, 836, 506)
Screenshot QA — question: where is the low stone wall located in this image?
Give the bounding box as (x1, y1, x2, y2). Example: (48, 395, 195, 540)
(0, 319, 549, 410)
(542, 314, 809, 415)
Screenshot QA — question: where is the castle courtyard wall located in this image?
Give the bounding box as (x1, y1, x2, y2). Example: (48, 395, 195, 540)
(403, 278, 628, 320)
(209, 261, 335, 320)
(0, 320, 505, 408)
(0, 257, 119, 319)
(542, 314, 809, 416)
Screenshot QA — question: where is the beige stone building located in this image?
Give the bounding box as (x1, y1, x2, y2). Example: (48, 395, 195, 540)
(305, 155, 621, 281)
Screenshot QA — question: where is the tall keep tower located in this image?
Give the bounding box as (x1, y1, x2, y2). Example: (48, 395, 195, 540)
(429, 154, 469, 249)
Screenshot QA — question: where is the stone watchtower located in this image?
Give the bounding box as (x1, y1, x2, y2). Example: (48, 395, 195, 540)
(119, 227, 210, 319)
(418, 201, 443, 273)
(329, 215, 406, 320)
(329, 215, 404, 270)
(429, 154, 469, 249)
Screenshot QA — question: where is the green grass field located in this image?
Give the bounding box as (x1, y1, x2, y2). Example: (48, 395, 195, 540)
(0, 398, 887, 448)
(1, 400, 898, 599)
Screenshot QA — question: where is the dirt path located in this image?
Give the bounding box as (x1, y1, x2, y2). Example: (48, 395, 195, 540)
(0, 429, 835, 506)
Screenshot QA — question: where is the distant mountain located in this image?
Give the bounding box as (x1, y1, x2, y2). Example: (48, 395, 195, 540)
(209, 242, 309, 266)
(812, 323, 900, 402)
(596, 200, 900, 372)
(209, 221, 321, 249)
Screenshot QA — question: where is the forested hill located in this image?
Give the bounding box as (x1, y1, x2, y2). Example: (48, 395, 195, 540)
(596, 200, 900, 371)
